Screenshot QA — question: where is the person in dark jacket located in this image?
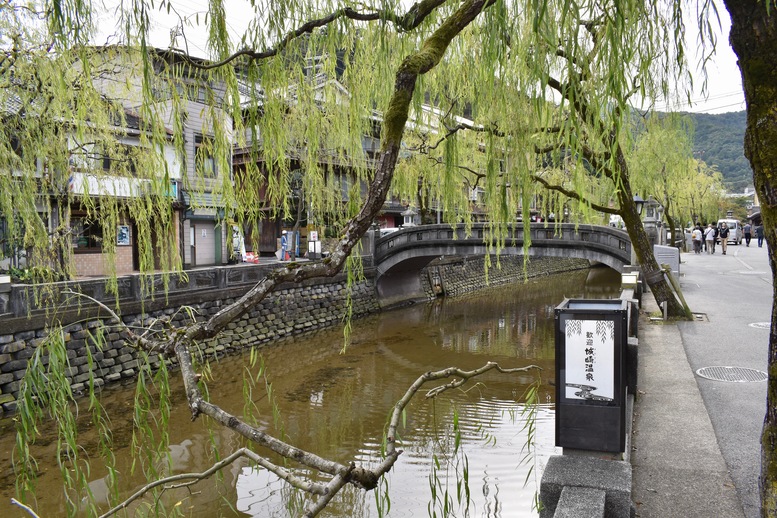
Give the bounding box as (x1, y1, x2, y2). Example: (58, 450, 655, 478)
(756, 224, 765, 247)
(718, 222, 730, 255)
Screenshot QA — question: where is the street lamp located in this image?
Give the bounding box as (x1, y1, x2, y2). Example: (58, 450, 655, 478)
(633, 194, 645, 216)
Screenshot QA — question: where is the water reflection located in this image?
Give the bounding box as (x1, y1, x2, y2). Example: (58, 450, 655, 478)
(0, 266, 621, 517)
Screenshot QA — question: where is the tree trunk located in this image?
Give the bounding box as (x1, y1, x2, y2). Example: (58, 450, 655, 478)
(290, 191, 305, 259)
(666, 213, 680, 250)
(724, 3, 777, 516)
(615, 151, 687, 317)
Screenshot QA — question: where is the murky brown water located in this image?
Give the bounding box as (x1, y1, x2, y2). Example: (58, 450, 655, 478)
(0, 266, 621, 517)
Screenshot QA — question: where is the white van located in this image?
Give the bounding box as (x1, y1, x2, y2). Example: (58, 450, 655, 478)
(717, 219, 743, 245)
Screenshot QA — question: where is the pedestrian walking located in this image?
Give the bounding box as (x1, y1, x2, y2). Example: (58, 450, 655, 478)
(711, 224, 719, 254)
(744, 222, 752, 246)
(718, 222, 730, 255)
(692, 225, 703, 254)
(704, 223, 716, 254)
(280, 230, 288, 261)
(699, 223, 707, 253)
(756, 224, 765, 247)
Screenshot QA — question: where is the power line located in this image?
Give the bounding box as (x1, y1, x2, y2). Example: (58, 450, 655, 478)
(653, 90, 746, 113)
(684, 100, 747, 113)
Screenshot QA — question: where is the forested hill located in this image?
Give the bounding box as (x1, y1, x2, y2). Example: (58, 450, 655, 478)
(682, 110, 751, 192)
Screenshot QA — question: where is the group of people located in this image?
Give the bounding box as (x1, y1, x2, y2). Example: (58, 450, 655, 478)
(742, 222, 765, 247)
(691, 222, 729, 255)
(690, 221, 765, 254)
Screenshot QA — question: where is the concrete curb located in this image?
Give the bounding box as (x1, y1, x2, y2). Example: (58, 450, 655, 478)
(540, 455, 633, 518)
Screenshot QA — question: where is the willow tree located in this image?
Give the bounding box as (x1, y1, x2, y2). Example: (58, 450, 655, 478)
(388, 1, 692, 316)
(2, 0, 748, 515)
(627, 113, 726, 246)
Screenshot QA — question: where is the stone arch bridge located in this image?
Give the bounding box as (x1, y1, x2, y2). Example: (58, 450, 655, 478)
(371, 223, 631, 307)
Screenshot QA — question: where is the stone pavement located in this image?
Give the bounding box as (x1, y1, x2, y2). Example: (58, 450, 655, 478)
(631, 242, 771, 517)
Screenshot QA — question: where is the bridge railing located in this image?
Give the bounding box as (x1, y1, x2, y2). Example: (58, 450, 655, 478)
(374, 223, 631, 266)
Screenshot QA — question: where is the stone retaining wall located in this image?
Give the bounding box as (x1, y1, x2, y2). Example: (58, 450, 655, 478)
(0, 254, 594, 416)
(0, 273, 379, 415)
(420, 255, 593, 298)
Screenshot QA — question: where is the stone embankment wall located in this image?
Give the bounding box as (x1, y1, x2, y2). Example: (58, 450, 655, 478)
(419, 255, 592, 298)
(0, 254, 592, 416)
(0, 265, 379, 415)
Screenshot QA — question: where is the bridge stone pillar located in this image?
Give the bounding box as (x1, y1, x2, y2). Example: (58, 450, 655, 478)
(375, 255, 439, 308)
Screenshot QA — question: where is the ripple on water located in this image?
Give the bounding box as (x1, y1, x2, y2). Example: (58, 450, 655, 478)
(0, 268, 617, 517)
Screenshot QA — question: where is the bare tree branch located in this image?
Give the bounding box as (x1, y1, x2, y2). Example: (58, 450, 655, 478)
(530, 172, 619, 214)
(173, 0, 449, 71)
(98, 359, 539, 518)
(10, 499, 40, 518)
(422, 363, 540, 399)
(61, 289, 159, 351)
(98, 447, 327, 518)
(54, 3, 533, 517)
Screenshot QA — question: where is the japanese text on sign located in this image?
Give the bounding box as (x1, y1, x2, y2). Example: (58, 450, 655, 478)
(564, 319, 615, 401)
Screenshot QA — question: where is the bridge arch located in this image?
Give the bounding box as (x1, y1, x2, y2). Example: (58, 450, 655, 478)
(373, 223, 631, 307)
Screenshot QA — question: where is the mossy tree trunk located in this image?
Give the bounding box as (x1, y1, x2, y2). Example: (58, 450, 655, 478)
(724, 2, 777, 515)
(613, 155, 686, 318)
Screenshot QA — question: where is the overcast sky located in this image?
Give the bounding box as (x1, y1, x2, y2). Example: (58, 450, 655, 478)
(657, 6, 746, 114)
(96, 1, 746, 115)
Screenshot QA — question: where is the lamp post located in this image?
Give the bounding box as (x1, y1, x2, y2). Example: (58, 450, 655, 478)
(656, 204, 665, 245)
(401, 207, 417, 227)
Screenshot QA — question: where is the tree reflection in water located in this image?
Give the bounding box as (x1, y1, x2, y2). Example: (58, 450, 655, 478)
(0, 267, 621, 517)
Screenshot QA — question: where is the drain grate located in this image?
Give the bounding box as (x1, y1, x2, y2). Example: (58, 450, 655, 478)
(692, 313, 708, 322)
(696, 366, 767, 383)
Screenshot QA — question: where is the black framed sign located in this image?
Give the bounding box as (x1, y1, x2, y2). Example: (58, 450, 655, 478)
(555, 299, 628, 452)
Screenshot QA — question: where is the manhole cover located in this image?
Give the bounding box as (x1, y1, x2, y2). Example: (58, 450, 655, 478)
(696, 366, 767, 383)
(750, 322, 771, 330)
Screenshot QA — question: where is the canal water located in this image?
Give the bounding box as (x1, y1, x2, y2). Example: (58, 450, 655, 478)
(0, 266, 621, 517)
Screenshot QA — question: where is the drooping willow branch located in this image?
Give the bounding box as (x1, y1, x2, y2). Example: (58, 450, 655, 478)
(141, 0, 496, 357)
(99, 360, 540, 518)
(170, 0, 450, 71)
(19, 2, 534, 515)
(42, 4, 504, 518)
(418, 119, 562, 156)
(411, 116, 618, 205)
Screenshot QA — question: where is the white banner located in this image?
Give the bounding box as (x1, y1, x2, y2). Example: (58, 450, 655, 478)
(564, 319, 615, 402)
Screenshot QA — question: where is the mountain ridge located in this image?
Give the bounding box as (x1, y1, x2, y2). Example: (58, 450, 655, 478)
(682, 110, 751, 192)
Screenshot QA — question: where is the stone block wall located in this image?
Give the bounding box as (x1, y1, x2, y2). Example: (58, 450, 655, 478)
(419, 255, 592, 298)
(0, 274, 379, 415)
(0, 253, 593, 415)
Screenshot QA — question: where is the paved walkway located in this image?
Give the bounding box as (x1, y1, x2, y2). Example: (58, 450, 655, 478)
(632, 242, 771, 517)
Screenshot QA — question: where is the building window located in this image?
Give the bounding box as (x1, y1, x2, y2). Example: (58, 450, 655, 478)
(101, 144, 138, 176)
(0, 216, 10, 257)
(9, 135, 23, 158)
(71, 216, 103, 253)
(194, 135, 216, 178)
